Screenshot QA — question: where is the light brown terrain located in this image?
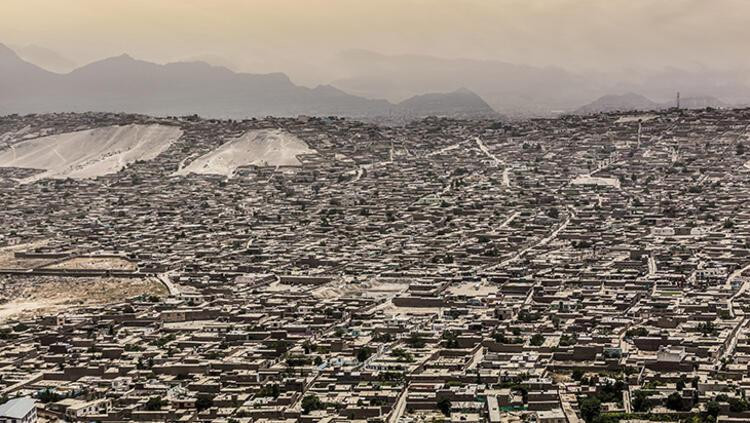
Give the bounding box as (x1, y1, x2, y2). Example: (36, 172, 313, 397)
(45, 257, 137, 270)
(0, 276, 166, 322)
(0, 241, 54, 269)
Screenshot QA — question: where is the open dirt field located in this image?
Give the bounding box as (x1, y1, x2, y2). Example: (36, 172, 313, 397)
(446, 281, 499, 297)
(0, 241, 54, 269)
(44, 257, 137, 270)
(0, 275, 166, 322)
(311, 280, 408, 300)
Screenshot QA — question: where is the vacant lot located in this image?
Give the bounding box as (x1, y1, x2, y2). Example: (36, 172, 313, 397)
(0, 275, 166, 322)
(0, 241, 54, 269)
(45, 257, 137, 270)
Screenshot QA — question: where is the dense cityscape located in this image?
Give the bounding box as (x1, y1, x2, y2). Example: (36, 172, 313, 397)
(1, 107, 750, 422)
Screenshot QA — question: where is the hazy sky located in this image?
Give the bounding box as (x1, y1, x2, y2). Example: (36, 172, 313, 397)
(2, 0, 749, 79)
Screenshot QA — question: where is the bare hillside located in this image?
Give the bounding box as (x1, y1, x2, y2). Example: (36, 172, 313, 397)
(175, 129, 315, 177)
(0, 124, 183, 182)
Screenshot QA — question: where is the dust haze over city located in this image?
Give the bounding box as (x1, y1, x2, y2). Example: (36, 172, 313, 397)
(3, 1, 750, 423)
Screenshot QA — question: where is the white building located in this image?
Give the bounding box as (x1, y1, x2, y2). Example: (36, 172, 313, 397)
(0, 397, 37, 423)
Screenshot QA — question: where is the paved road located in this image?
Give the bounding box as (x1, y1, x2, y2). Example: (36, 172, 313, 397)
(623, 389, 632, 413)
(720, 317, 748, 365)
(726, 263, 750, 317)
(502, 166, 512, 187)
(484, 208, 574, 271)
(466, 345, 485, 370)
(498, 211, 520, 230)
(558, 389, 581, 423)
(720, 268, 750, 364)
(648, 255, 657, 276)
(426, 140, 469, 158)
(474, 137, 502, 166)
(156, 272, 181, 296)
(389, 385, 409, 423)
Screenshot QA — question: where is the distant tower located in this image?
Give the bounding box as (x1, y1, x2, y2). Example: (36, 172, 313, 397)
(676, 92, 681, 109)
(637, 121, 642, 147)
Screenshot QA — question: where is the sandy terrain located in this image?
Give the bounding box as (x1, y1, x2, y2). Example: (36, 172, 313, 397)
(311, 280, 408, 300)
(45, 257, 137, 270)
(0, 241, 53, 269)
(175, 129, 316, 177)
(0, 125, 33, 144)
(571, 175, 621, 188)
(0, 124, 183, 182)
(261, 282, 298, 293)
(0, 276, 166, 322)
(446, 281, 499, 297)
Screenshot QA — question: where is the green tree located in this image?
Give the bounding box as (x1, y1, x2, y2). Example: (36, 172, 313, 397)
(631, 390, 652, 412)
(530, 334, 545, 346)
(407, 333, 425, 348)
(437, 398, 452, 416)
(195, 395, 214, 412)
(12, 323, 29, 333)
(728, 397, 749, 413)
(302, 395, 324, 414)
(625, 327, 649, 338)
(706, 400, 720, 418)
(145, 396, 163, 411)
(442, 330, 459, 348)
(580, 397, 601, 423)
(698, 321, 717, 336)
(666, 392, 684, 411)
(37, 389, 62, 403)
(257, 384, 281, 399)
(356, 347, 373, 362)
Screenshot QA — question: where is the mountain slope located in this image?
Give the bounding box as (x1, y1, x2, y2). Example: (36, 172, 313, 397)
(175, 129, 315, 177)
(0, 43, 61, 98)
(0, 124, 183, 182)
(574, 93, 662, 114)
(395, 88, 500, 119)
(575, 92, 732, 114)
(0, 43, 500, 120)
(12, 44, 77, 73)
(329, 49, 598, 117)
(327, 50, 750, 116)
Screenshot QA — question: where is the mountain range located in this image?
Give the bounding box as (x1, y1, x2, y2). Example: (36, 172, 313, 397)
(324, 50, 750, 117)
(0, 43, 499, 120)
(574, 92, 729, 114)
(3, 42, 749, 119)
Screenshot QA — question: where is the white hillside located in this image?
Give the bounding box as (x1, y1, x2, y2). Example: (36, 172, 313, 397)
(0, 124, 183, 182)
(175, 129, 315, 177)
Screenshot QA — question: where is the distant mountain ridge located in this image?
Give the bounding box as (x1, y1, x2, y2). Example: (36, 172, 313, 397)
(11, 44, 77, 73)
(0, 43, 501, 121)
(328, 50, 750, 117)
(574, 92, 729, 114)
(394, 88, 497, 119)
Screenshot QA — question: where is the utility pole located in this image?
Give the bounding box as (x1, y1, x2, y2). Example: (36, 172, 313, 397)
(637, 121, 642, 147)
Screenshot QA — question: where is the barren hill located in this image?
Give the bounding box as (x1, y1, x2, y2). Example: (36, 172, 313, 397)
(175, 129, 316, 177)
(0, 124, 183, 182)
